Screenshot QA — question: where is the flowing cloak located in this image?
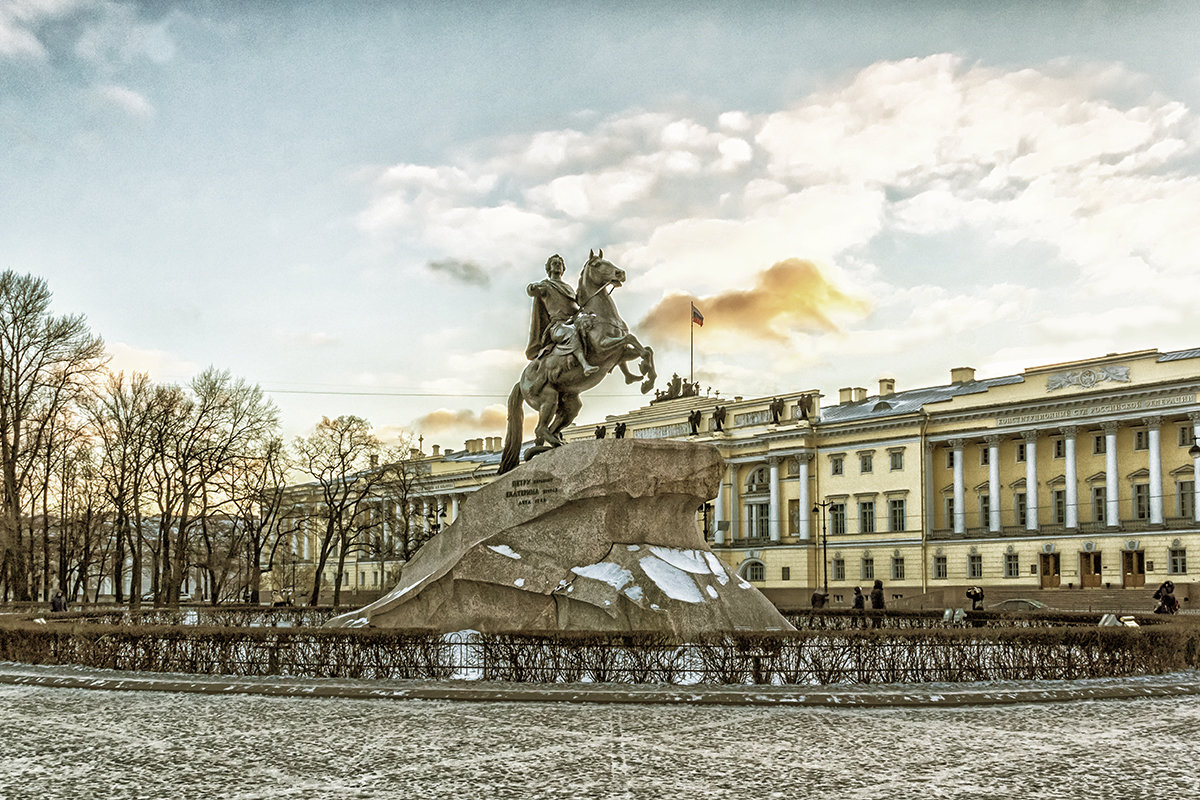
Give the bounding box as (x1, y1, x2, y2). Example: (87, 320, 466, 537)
(525, 278, 580, 360)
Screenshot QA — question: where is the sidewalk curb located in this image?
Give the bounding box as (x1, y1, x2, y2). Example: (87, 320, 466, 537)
(2, 664, 1198, 707)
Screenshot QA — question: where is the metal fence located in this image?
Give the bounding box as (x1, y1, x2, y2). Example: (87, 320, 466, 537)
(2, 624, 1195, 685)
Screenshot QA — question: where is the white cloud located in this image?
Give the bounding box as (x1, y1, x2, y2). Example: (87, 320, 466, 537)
(106, 341, 201, 381)
(0, 0, 84, 60)
(356, 54, 1200, 396)
(95, 84, 154, 119)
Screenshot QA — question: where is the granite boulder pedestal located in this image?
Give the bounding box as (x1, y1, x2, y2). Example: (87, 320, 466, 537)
(327, 439, 792, 636)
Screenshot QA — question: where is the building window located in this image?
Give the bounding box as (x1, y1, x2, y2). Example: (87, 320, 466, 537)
(1053, 439, 1065, 459)
(861, 558, 875, 580)
(1004, 553, 1020, 578)
(1053, 489, 1066, 525)
(1179, 481, 1195, 519)
(1015, 492, 1027, 527)
(968, 554, 983, 579)
(1180, 426, 1196, 447)
(830, 455, 844, 476)
(1134, 484, 1150, 520)
(830, 502, 846, 535)
(832, 558, 846, 581)
(889, 450, 904, 471)
(889, 498, 906, 532)
(891, 557, 905, 580)
(980, 447, 989, 466)
(751, 503, 769, 537)
(1015, 443, 1026, 462)
(745, 562, 765, 582)
(1135, 430, 1149, 451)
(932, 555, 948, 580)
(859, 500, 875, 534)
(1168, 548, 1186, 575)
(781, 566, 791, 581)
(860, 453, 873, 474)
(1094, 435, 1106, 455)
(1093, 486, 1107, 523)
(978, 495, 990, 529)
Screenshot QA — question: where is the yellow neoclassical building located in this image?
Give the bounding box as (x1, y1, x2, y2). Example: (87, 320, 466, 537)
(298, 347, 1200, 610)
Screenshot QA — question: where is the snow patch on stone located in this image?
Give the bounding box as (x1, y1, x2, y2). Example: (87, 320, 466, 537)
(571, 561, 634, 591)
(705, 585, 719, 599)
(640, 555, 704, 604)
(623, 585, 645, 602)
(626, 544, 640, 551)
(647, 545, 709, 575)
(514, 578, 525, 588)
(703, 552, 730, 585)
(488, 544, 522, 560)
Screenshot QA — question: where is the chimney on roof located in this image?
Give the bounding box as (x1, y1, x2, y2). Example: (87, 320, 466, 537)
(838, 387, 853, 404)
(486, 436, 498, 451)
(431, 444, 440, 456)
(879, 378, 896, 397)
(852, 387, 867, 402)
(950, 367, 976, 384)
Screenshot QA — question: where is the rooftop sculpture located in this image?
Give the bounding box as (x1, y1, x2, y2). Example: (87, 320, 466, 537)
(500, 250, 656, 473)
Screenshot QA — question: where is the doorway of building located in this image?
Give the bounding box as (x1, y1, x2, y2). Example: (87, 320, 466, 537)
(1122, 550, 1146, 588)
(1080, 552, 1102, 588)
(1039, 552, 1061, 588)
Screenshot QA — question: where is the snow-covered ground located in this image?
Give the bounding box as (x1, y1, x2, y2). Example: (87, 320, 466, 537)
(2, 681, 1197, 799)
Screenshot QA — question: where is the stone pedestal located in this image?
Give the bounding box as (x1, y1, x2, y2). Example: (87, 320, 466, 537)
(328, 439, 792, 636)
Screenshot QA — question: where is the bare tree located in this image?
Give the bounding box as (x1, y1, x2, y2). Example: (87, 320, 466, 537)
(0, 271, 106, 600)
(293, 415, 406, 606)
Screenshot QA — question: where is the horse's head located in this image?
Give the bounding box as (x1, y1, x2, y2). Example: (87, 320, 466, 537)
(580, 248, 626, 292)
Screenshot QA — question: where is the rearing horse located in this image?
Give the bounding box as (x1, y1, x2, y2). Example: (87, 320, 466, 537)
(499, 250, 656, 474)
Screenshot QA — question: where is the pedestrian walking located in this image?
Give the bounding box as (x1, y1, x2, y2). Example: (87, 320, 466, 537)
(852, 586, 865, 610)
(50, 590, 67, 613)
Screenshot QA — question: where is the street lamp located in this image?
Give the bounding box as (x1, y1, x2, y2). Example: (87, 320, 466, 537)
(697, 503, 713, 541)
(812, 500, 833, 597)
(426, 505, 448, 535)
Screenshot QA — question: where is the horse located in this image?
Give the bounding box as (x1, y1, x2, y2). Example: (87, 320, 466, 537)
(499, 250, 656, 474)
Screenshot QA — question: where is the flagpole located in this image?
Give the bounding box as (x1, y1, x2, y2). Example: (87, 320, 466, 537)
(690, 304, 694, 385)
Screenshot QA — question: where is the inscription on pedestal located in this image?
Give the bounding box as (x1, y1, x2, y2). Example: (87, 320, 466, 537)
(505, 477, 560, 506)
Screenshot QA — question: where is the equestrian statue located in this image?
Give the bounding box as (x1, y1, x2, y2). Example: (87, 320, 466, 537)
(499, 250, 656, 474)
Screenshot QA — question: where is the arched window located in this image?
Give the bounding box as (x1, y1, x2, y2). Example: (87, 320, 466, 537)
(741, 560, 765, 582)
(745, 465, 769, 494)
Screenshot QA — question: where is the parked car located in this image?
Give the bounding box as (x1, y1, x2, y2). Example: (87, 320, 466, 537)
(990, 598, 1050, 611)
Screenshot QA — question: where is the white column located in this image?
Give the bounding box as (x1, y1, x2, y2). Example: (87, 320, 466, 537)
(1192, 414, 1200, 523)
(729, 466, 740, 540)
(1024, 431, 1039, 531)
(797, 455, 811, 540)
(1062, 427, 1078, 530)
(1147, 417, 1163, 525)
(422, 498, 431, 536)
(768, 458, 781, 543)
(952, 440, 965, 534)
(714, 470, 727, 545)
(451, 494, 460, 521)
(1105, 423, 1120, 527)
(986, 436, 1001, 532)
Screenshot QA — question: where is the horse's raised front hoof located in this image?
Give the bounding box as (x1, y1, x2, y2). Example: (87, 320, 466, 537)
(624, 373, 639, 385)
(640, 378, 654, 394)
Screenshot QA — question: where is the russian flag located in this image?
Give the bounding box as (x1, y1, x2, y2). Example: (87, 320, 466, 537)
(691, 303, 704, 327)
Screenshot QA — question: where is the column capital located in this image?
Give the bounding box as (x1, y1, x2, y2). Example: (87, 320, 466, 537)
(984, 435, 1001, 447)
(1189, 412, 1200, 424)
(1143, 416, 1162, 429)
(1059, 425, 1078, 437)
(1022, 430, 1039, 442)
(1103, 421, 1120, 435)
(949, 438, 965, 450)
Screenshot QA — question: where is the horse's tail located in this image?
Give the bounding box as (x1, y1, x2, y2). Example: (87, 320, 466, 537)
(498, 383, 524, 475)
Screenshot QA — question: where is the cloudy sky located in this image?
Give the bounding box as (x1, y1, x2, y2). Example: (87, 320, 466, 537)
(4, 1, 1200, 449)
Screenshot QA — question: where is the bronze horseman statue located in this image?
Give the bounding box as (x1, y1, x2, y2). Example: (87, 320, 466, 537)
(499, 250, 656, 473)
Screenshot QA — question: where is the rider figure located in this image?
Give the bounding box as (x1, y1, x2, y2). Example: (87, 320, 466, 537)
(550, 312, 599, 375)
(527, 254, 598, 376)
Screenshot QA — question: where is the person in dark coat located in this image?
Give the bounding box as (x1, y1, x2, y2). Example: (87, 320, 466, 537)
(869, 579, 885, 609)
(1153, 580, 1179, 614)
(965, 585, 985, 611)
(50, 590, 67, 613)
(811, 591, 828, 609)
(852, 586, 865, 610)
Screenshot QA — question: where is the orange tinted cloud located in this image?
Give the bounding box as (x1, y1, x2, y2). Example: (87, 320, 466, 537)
(639, 258, 869, 344)
(412, 404, 536, 442)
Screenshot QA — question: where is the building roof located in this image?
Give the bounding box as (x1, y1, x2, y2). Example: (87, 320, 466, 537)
(818, 375, 1025, 424)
